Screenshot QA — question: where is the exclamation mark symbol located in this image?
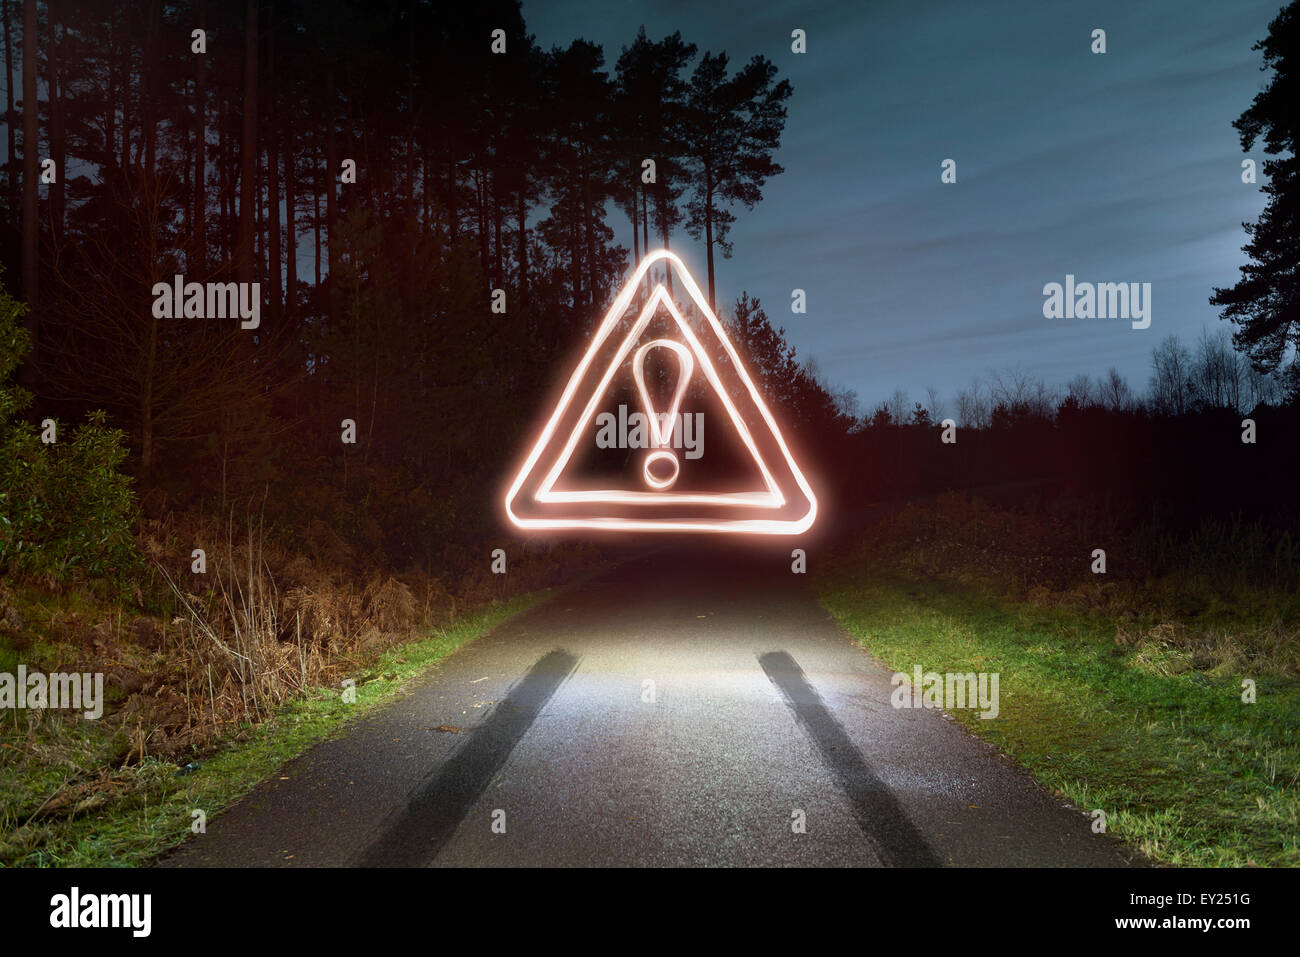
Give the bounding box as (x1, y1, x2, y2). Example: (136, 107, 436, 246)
(632, 339, 694, 490)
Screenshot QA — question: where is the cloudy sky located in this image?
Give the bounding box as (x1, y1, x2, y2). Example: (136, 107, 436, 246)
(523, 0, 1283, 411)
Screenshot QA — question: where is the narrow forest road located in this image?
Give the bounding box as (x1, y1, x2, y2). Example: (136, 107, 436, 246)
(161, 543, 1141, 867)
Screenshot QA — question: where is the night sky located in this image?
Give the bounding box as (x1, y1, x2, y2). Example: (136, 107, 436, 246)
(524, 0, 1283, 412)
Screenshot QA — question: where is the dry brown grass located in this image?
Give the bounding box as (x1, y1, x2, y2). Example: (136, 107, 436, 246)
(4, 504, 610, 764)
(141, 508, 465, 747)
(1, 508, 611, 865)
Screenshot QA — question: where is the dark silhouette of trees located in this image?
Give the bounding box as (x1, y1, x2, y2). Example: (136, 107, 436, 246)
(613, 27, 695, 279)
(537, 38, 620, 313)
(0, 0, 813, 570)
(728, 291, 798, 404)
(1211, 0, 1300, 370)
(682, 51, 791, 311)
(726, 291, 855, 452)
(1149, 334, 1194, 415)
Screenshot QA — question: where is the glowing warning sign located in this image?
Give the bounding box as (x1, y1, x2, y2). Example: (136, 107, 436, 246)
(504, 250, 817, 534)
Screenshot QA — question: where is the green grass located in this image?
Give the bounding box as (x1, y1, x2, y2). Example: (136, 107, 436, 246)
(1, 589, 552, 867)
(817, 571, 1300, 867)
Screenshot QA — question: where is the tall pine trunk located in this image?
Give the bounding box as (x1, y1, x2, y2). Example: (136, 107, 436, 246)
(142, 0, 159, 180)
(446, 151, 457, 244)
(255, 142, 263, 290)
(46, 0, 63, 238)
(267, 137, 280, 312)
(192, 2, 207, 274)
(516, 190, 527, 309)
(237, 0, 258, 286)
(312, 184, 320, 287)
(265, 16, 281, 317)
(284, 110, 296, 314)
(629, 159, 639, 266)
(658, 187, 674, 298)
(324, 69, 337, 279)
(641, 181, 650, 295)
(493, 173, 503, 286)
(406, 42, 417, 243)
(219, 95, 230, 265)
(20, 0, 37, 376)
(118, 24, 129, 173)
(579, 151, 596, 310)
(704, 165, 715, 311)
(476, 167, 488, 276)
(105, 9, 116, 171)
(2, 0, 15, 219)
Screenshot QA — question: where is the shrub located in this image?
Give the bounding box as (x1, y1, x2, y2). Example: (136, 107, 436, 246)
(0, 269, 140, 585)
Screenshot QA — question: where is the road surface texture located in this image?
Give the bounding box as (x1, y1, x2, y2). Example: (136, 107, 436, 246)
(161, 543, 1142, 867)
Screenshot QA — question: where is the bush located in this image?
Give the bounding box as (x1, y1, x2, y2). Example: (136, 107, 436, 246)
(0, 269, 140, 585)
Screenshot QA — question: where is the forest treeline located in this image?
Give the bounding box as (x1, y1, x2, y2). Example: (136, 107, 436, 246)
(0, 0, 820, 575)
(0, 0, 1296, 582)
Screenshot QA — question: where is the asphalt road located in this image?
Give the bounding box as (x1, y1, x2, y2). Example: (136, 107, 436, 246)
(161, 543, 1142, 867)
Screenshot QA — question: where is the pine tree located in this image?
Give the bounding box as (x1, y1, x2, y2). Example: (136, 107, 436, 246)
(1210, 1, 1300, 371)
(682, 51, 791, 311)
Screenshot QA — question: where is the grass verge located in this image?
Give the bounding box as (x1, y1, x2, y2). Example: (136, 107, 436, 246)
(1, 588, 551, 867)
(816, 570, 1299, 867)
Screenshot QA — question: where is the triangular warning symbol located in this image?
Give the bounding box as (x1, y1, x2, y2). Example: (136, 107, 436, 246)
(504, 250, 817, 533)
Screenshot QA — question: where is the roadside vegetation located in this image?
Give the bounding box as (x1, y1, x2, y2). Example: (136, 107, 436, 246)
(0, 277, 590, 866)
(818, 493, 1299, 867)
(0, 589, 552, 867)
